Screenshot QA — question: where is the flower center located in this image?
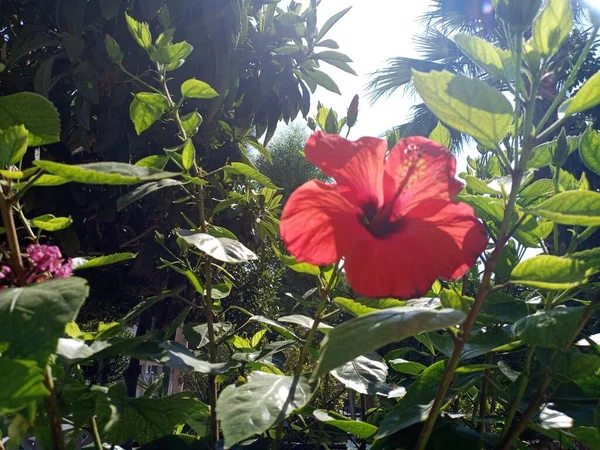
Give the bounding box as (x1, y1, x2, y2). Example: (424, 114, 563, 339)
(361, 200, 402, 238)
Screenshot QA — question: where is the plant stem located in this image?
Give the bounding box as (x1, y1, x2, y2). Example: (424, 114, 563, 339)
(0, 192, 26, 285)
(536, 26, 599, 132)
(272, 265, 339, 449)
(44, 365, 65, 450)
(119, 65, 163, 94)
(512, 36, 524, 164)
(91, 416, 103, 450)
(553, 167, 560, 255)
(496, 374, 552, 450)
(499, 344, 536, 439)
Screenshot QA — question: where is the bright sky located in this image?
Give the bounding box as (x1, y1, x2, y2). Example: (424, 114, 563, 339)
(288, 0, 479, 173)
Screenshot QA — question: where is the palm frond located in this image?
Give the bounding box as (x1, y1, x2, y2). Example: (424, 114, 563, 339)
(367, 58, 445, 103)
(413, 28, 462, 63)
(420, 0, 497, 36)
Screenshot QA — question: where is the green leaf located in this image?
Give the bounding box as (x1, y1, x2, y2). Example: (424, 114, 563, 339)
(526, 134, 580, 169)
(464, 175, 501, 195)
(428, 326, 513, 360)
(181, 79, 219, 99)
(181, 112, 202, 137)
(388, 358, 427, 376)
(454, 34, 513, 81)
(330, 352, 388, 395)
(104, 34, 123, 64)
(533, 0, 573, 56)
(139, 435, 210, 450)
(278, 315, 333, 331)
(412, 70, 513, 145)
(34, 160, 178, 185)
(560, 72, 600, 117)
(217, 372, 314, 448)
(177, 230, 257, 263)
(428, 121, 452, 149)
(333, 297, 407, 316)
(575, 427, 600, 449)
(117, 179, 183, 211)
(0, 124, 28, 166)
(30, 214, 73, 231)
(554, 350, 600, 381)
(376, 361, 444, 438)
(526, 191, 600, 226)
(181, 140, 195, 171)
(135, 155, 169, 169)
(150, 41, 193, 64)
(183, 323, 233, 349)
(0, 278, 89, 364)
(579, 126, 600, 175)
(317, 7, 352, 42)
(510, 254, 596, 289)
(130, 92, 170, 135)
(249, 316, 300, 341)
(125, 12, 152, 50)
(0, 92, 60, 146)
(0, 359, 49, 413)
(314, 50, 352, 62)
(315, 307, 465, 378)
(72, 252, 136, 271)
(512, 307, 586, 348)
(313, 409, 378, 439)
(96, 384, 207, 444)
(223, 162, 278, 189)
(274, 247, 319, 275)
(302, 68, 341, 95)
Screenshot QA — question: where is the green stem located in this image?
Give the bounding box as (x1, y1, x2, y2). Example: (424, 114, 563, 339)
(119, 65, 163, 94)
(553, 167, 560, 255)
(499, 345, 536, 439)
(44, 365, 65, 450)
(0, 192, 26, 285)
(272, 265, 339, 449)
(416, 164, 525, 450)
(512, 37, 524, 164)
(91, 416, 103, 450)
(536, 26, 599, 132)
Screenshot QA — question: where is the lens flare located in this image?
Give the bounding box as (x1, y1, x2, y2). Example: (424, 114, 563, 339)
(482, 0, 494, 15)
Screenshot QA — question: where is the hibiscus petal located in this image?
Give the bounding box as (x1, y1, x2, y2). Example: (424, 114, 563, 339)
(304, 131, 386, 208)
(384, 137, 463, 217)
(344, 200, 486, 298)
(280, 180, 369, 266)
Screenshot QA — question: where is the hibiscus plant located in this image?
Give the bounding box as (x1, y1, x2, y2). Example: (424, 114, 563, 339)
(1, 0, 600, 449)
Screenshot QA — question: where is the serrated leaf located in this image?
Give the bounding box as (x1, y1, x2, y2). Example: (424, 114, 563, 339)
(150, 41, 193, 64)
(454, 34, 513, 81)
(30, 214, 73, 231)
(181, 140, 196, 170)
(330, 352, 388, 395)
(579, 126, 600, 175)
(428, 121, 452, 149)
(0, 278, 89, 364)
(125, 12, 152, 50)
(526, 191, 600, 226)
(315, 307, 465, 378)
(72, 252, 136, 270)
(512, 307, 586, 349)
(130, 92, 170, 135)
(0, 359, 49, 413)
(34, 160, 177, 185)
(181, 111, 202, 137)
(0, 124, 28, 165)
(223, 162, 278, 189)
(217, 372, 313, 448)
(533, 0, 573, 56)
(510, 254, 596, 289)
(178, 230, 257, 263)
(560, 72, 600, 117)
(0, 92, 60, 146)
(181, 79, 219, 99)
(413, 70, 513, 145)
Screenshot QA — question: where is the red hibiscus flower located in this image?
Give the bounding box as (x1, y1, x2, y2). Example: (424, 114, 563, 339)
(280, 131, 487, 298)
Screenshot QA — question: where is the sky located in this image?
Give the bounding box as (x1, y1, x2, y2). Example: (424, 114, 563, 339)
(284, 0, 479, 173)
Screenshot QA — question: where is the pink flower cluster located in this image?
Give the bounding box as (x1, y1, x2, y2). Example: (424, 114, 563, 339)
(0, 244, 72, 288)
